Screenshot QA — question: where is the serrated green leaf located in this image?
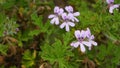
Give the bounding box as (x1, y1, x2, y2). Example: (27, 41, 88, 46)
(29, 30, 40, 36)
(31, 13, 43, 27)
(0, 44, 8, 55)
(40, 38, 74, 68)
(23, 50, 35, 60)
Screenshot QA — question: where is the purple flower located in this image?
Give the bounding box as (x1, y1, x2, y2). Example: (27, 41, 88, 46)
(48, 6, 80, 32)
(65, 6, 80, 22)
(70, 28, 97, 52)
(48, 6, 64, 25)
(109, 4, 120, 14)
(71, 30, 89, 52)
(106, 0, 120, 14)
(65, 6, 73, 13)
(85, 28, 97, 50)
(106, 0, 114, 4)
(60, 13, 75, 32)
(15, 28, 19, 32)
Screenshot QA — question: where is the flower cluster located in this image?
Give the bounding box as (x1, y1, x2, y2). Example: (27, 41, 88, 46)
(106, 0, 120, 14)
(48, 6, 80, 32)
(48, 6, 97, 53)
(70, 28, 97, 53)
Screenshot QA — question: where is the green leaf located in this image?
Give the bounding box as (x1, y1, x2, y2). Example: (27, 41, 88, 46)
(0, 13, 6, 37)
(40, 38, 74, 68)
(0, 44, 8, 55)
(31, 13, 51, 33)
(63, 32, 73, 46)
(23, 50, 35, 60)
(31, 13, 43, 27)
(29, 30, 41, 36)
(22, 50, 35, 68)
(1, 0, 15, 9)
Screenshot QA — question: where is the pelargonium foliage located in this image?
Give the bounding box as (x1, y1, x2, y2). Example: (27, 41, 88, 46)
(3, 17, 19, 36)
(70, 28, 97, 52)
(0, 0, 120, 68)
(48, 6, 80, 32)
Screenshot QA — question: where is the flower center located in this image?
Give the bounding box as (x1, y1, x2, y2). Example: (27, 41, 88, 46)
(63, 16, 69, 22)
(78, 37, 84, 43)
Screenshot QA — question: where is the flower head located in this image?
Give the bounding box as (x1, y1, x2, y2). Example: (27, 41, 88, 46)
(65, 6, 80, 22)
(106, 0, 120, 14)
(54, 6, 64, 15)
(106, 0, 114, 4)
(70, 28, 97, 52)
(60, 13, 75, 32)
(85, 28, 97, 50)
(65, 6, 73, 13)
(48, 6, 64, 25)
(48, 6, 80, 32)
(109, 4, 120, 14)
(71, 30, 88, 52)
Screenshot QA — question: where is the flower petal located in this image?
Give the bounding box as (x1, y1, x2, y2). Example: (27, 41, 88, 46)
(80, 43, 86, 52)
(55, 17, 59, 25)
(68, 22, 75, 27)
(65, 24, 70, 32)
(75, 30, 81, 39)
(70, 42, 80, 48)
(68, 13, 74, 20)
(62, 13, 67, 20)
(86, 28, 91, 38)
(73, 12, 80, 16)
(90, 40, 97, 46)
(109, 4, 120, 13)
(80, 30, 86, 38)
(54, 6, 59, 13)
(82, 41, 91, 47)
(59, 8, 64, 15)
(82, 41, 92, 50)
(48, 14, 55, 18)
(106, 0, 114, 4)
(65, 6, 73, 13)
(73, 17, 79, 22)
(60, 22, 66, 29)
(50, 18, 55, 24)
(90, 35, 94, 40)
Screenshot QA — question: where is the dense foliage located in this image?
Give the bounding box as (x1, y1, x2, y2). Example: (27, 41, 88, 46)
(0, 0, 120, 68)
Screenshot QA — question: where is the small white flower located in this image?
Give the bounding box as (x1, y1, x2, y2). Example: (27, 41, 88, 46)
(48, 6, 80, 32)
(70, 28, 97, 52)
(109, 4, 120, 14)
(48, 6, 64, 25)
(65, 6, 80, 22)
(106, 0, 120, 14)
(85, 28, 97, 50)
(106, 0, 114, 4)
(60, 13, 75, 32)
(65, 6, 74, 13)
(71, 30, 89, 52)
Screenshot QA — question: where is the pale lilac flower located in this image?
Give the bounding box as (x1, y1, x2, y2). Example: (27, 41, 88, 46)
(65, 6, 80, 22)
(60, 13, 75, 32)
(106, 0, 120, 14)
(48, 6, 64, 25)
(48, 6, 80, 32)
(65, 6, 74, 13)
(109, 4, 120, 14)
(16, 28, 19, 32)
(70, 28, 97, 52)
(85, 28, 97, 50)
(71, 30, 90, 52)
(106, 0, 114, 4)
